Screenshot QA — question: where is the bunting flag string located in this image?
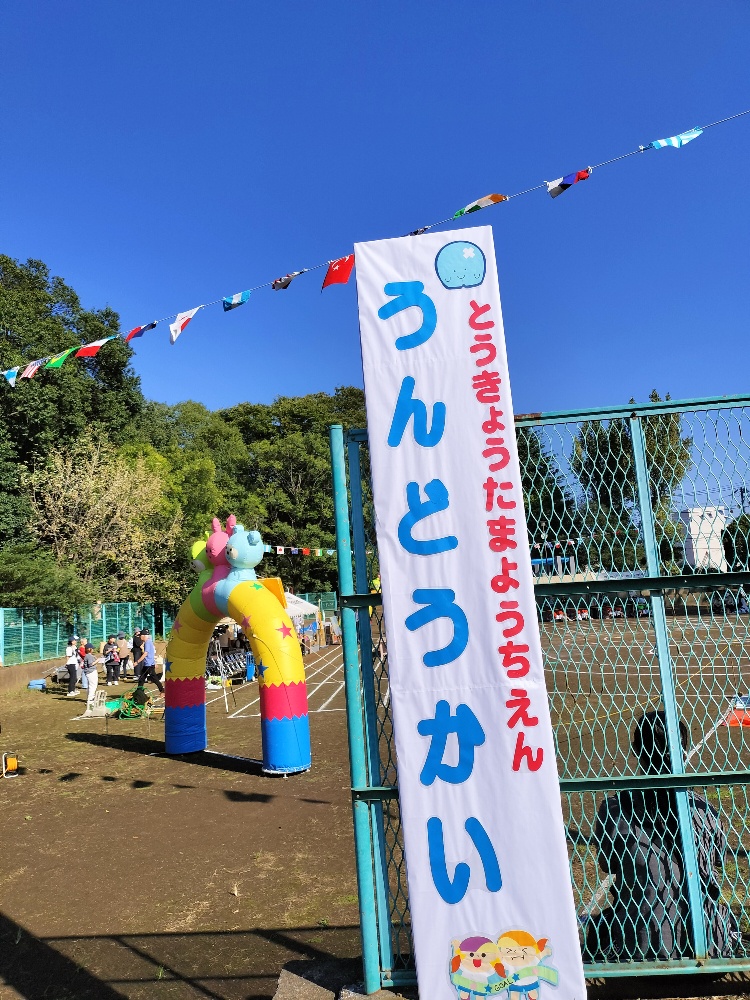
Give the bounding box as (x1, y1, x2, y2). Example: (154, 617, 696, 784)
(2, 106, 748, 385)
(265, 544, 336, 558)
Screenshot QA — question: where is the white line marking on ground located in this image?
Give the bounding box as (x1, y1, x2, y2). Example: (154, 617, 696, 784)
(225, 648, 343, 718)
(317, 680, 345, 711)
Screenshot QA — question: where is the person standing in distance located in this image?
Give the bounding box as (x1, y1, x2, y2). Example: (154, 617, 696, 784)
(103, 634, 120, 686)
(65, 637, 79, 697)
(136, 628, 164, 694)
(82, 644, 99, 710)
(117, 632, 130, 678)
(131, 629, 144, 680)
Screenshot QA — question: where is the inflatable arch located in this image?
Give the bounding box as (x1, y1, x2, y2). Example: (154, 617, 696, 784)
(164, 516, 311, 774)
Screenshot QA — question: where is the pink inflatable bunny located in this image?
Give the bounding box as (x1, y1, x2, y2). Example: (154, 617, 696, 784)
(201, 515, 237, 617)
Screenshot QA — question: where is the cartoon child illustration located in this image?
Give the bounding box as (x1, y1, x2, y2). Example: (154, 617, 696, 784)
(495, 930, 558, 1000)
(449, 936, 505, 999)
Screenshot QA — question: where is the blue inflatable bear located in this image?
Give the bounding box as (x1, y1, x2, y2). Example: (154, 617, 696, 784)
(435, 241, 486, 289)
(213, 525, 265, 614)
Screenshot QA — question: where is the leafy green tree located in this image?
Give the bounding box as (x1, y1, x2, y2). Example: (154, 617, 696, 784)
(571, 391, 692, 571)
(24, 430, 180, 602)
(0, 256, 145, 545)
(0, 543, 96, 615)
(723, 512, 750, 570)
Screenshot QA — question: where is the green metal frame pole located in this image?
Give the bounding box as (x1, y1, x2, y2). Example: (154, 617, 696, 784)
(630, 415, 708, 959)
(348, 436, 394, 980)
(330, 423, 383, 994)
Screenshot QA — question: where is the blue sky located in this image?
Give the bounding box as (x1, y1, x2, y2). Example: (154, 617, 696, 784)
(2, 2, 748, 414)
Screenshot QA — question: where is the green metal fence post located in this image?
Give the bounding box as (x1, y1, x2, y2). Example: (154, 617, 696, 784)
(330, 423, 383, 995)
(630, 415, 708, 959)
(348, 434, 394, 980)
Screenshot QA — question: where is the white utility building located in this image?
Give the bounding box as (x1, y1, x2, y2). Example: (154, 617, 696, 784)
(678, 506, 728, 572)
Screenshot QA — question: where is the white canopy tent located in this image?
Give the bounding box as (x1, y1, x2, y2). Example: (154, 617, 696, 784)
(284, 593, 323, 617)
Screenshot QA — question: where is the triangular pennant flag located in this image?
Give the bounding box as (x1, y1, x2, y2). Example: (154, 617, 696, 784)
(170, 307, 203, 345)
(125, 321, 158, 344)
(222, 290, 251, 312)
(20, 358, 49, 379)
(453, 193, 507, 218)
(45, 347, 78, 369)
(322, 255, 355, 290)
(326, 549, 334, 556)
(276, 546, 285, 555)
(650, 127, 702, 150)
(3, 367, 20, 387)
(546, 168, 591, 199)
(76, 336, 117, 358)
(169, 306, 203, 344)
(272, 270, 307, 290)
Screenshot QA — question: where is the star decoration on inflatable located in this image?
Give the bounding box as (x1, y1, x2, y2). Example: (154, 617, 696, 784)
(257, 661, 268, 679)
(241, 615, 252, 629)
(250, 582, 264, 591)
(164, 660, 172, 673)
(173, 619, 182, 632)
(276, 624, 293, 639)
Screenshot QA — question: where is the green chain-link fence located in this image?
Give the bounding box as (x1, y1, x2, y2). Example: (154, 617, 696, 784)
(331, 393, 750, 991)
(0, 603, 169, 667)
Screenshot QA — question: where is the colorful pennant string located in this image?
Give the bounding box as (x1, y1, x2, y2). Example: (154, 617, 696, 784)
(1, 107, 748, 383)
(264, 544, 335, 557)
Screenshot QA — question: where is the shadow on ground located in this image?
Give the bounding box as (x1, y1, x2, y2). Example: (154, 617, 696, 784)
(0, 911, 362, 1000)
(65, 731, 264, 775)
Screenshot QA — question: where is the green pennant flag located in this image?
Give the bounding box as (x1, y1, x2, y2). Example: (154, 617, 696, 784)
(45, 347, 77, 369)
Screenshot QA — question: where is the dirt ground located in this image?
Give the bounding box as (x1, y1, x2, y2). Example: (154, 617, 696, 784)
(0, 647, 362, 1000)
(2, 634, 750, 1000)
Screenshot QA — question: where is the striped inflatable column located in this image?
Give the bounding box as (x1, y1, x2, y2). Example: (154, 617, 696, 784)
(227, 580, 311, 774)
(164, 589, 216, 754)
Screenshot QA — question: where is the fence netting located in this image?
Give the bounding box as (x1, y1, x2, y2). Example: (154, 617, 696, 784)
(335, 396, 750, 987)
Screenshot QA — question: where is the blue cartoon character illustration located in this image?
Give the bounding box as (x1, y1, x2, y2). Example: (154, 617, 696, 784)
(435, 241, 486, 289)
(495, 930, 558, 1000)
(449, 936, 505, 998)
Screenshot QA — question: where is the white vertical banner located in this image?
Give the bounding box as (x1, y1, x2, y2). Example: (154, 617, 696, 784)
(355, 226, 586, 1000)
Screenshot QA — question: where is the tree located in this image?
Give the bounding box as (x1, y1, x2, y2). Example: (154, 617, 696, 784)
(0, 543, 96, 615)
(723, 513, 750, 570)
(0, 255, 145, 546)
(24, 431, 180, 602)
(571, 391, 693, 572)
